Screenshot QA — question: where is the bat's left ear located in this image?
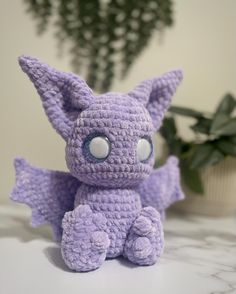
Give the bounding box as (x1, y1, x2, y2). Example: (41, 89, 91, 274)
(18, 55, 95, 141)
(128, 70, 183, 130)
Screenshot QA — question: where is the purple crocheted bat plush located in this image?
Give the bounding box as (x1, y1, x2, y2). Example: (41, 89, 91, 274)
(11, 56, 184, 272)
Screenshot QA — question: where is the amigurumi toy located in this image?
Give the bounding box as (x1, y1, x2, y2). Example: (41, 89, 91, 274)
(11, 56, 184, 272)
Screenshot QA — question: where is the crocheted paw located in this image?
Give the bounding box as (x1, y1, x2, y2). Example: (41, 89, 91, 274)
(124, 206, 164, 266)
(61, 205, 110, 272)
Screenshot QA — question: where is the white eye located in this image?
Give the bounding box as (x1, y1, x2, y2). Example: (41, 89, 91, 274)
(137, 138, 152, 162)
(88, 136, 110, 159)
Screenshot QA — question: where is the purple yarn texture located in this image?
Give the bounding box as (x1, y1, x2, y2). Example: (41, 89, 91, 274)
(11, 55, 184, 272)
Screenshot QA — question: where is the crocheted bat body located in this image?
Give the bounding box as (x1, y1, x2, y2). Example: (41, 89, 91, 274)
(11, 56, 184, 272)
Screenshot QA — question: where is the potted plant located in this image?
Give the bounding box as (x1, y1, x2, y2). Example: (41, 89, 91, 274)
(23, 0, 174, 91)
(160, 93, 236, 216)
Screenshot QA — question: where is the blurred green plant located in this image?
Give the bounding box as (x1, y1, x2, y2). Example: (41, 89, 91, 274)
(160, 94, 236, 194)
(24, 0, 173, 91)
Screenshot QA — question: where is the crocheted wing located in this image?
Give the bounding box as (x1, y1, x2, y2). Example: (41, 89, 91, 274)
(11, 158, 80, 241)
(136, 156, 185, 218)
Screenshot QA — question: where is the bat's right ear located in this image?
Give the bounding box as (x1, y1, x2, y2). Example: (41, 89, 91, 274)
(18, 55, 95, 141)
(128, 70, 183, 130)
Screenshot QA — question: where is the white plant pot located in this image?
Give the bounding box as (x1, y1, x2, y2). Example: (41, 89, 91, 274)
(172, 157, 236, 216)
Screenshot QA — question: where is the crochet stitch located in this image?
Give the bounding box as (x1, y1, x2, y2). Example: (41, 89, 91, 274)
(11, 56, 184, 272)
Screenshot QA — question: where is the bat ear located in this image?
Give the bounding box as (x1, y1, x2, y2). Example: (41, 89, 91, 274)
(128, 70, 183, 130)
(18, 55, 94, 141)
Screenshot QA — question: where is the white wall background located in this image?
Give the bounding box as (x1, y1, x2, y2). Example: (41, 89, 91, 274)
(1, 0, 236, 203)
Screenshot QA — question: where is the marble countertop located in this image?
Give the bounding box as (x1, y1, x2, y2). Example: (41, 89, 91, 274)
(0, 204, 235, 294)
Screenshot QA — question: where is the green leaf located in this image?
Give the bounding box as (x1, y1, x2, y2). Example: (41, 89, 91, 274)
(169, 106, 204, 118)
(210, 113, 230, 134)
(181, 142, 194, 155)
(160, 117, 177, 142)
(190, 144, 213, 169)
(215, 93, 236, 116)
(211, 94, 236, 135)
(212, 118, 236, 136)
(230, 136, 236, 144)
(160, 117, 183, 157)
(215, 139, 236, 156)
(191, 118, 212, 134)
(190, 143, 225, 169)
(180, 159, 204, 194)
(169, 138, 183, 156)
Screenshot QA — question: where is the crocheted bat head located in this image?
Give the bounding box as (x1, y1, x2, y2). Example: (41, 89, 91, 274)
(19, 56, 183, 188)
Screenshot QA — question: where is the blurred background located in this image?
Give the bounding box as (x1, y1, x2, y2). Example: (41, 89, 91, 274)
(1, 0, 236, 211)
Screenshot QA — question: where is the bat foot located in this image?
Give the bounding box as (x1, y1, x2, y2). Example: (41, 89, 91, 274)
(124, 206, 164, 265)
(61, 205, 110, 272)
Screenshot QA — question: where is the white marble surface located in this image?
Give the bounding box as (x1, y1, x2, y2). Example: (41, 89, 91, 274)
(0, 204, 235, 294)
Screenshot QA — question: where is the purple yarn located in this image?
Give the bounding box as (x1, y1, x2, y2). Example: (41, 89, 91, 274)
(11, 158, 80, 241)
(11, 56, 184, 272)
(136, 156, 185, 220)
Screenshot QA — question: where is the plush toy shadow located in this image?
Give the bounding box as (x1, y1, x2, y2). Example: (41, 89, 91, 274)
(11, 56, 184, 272)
